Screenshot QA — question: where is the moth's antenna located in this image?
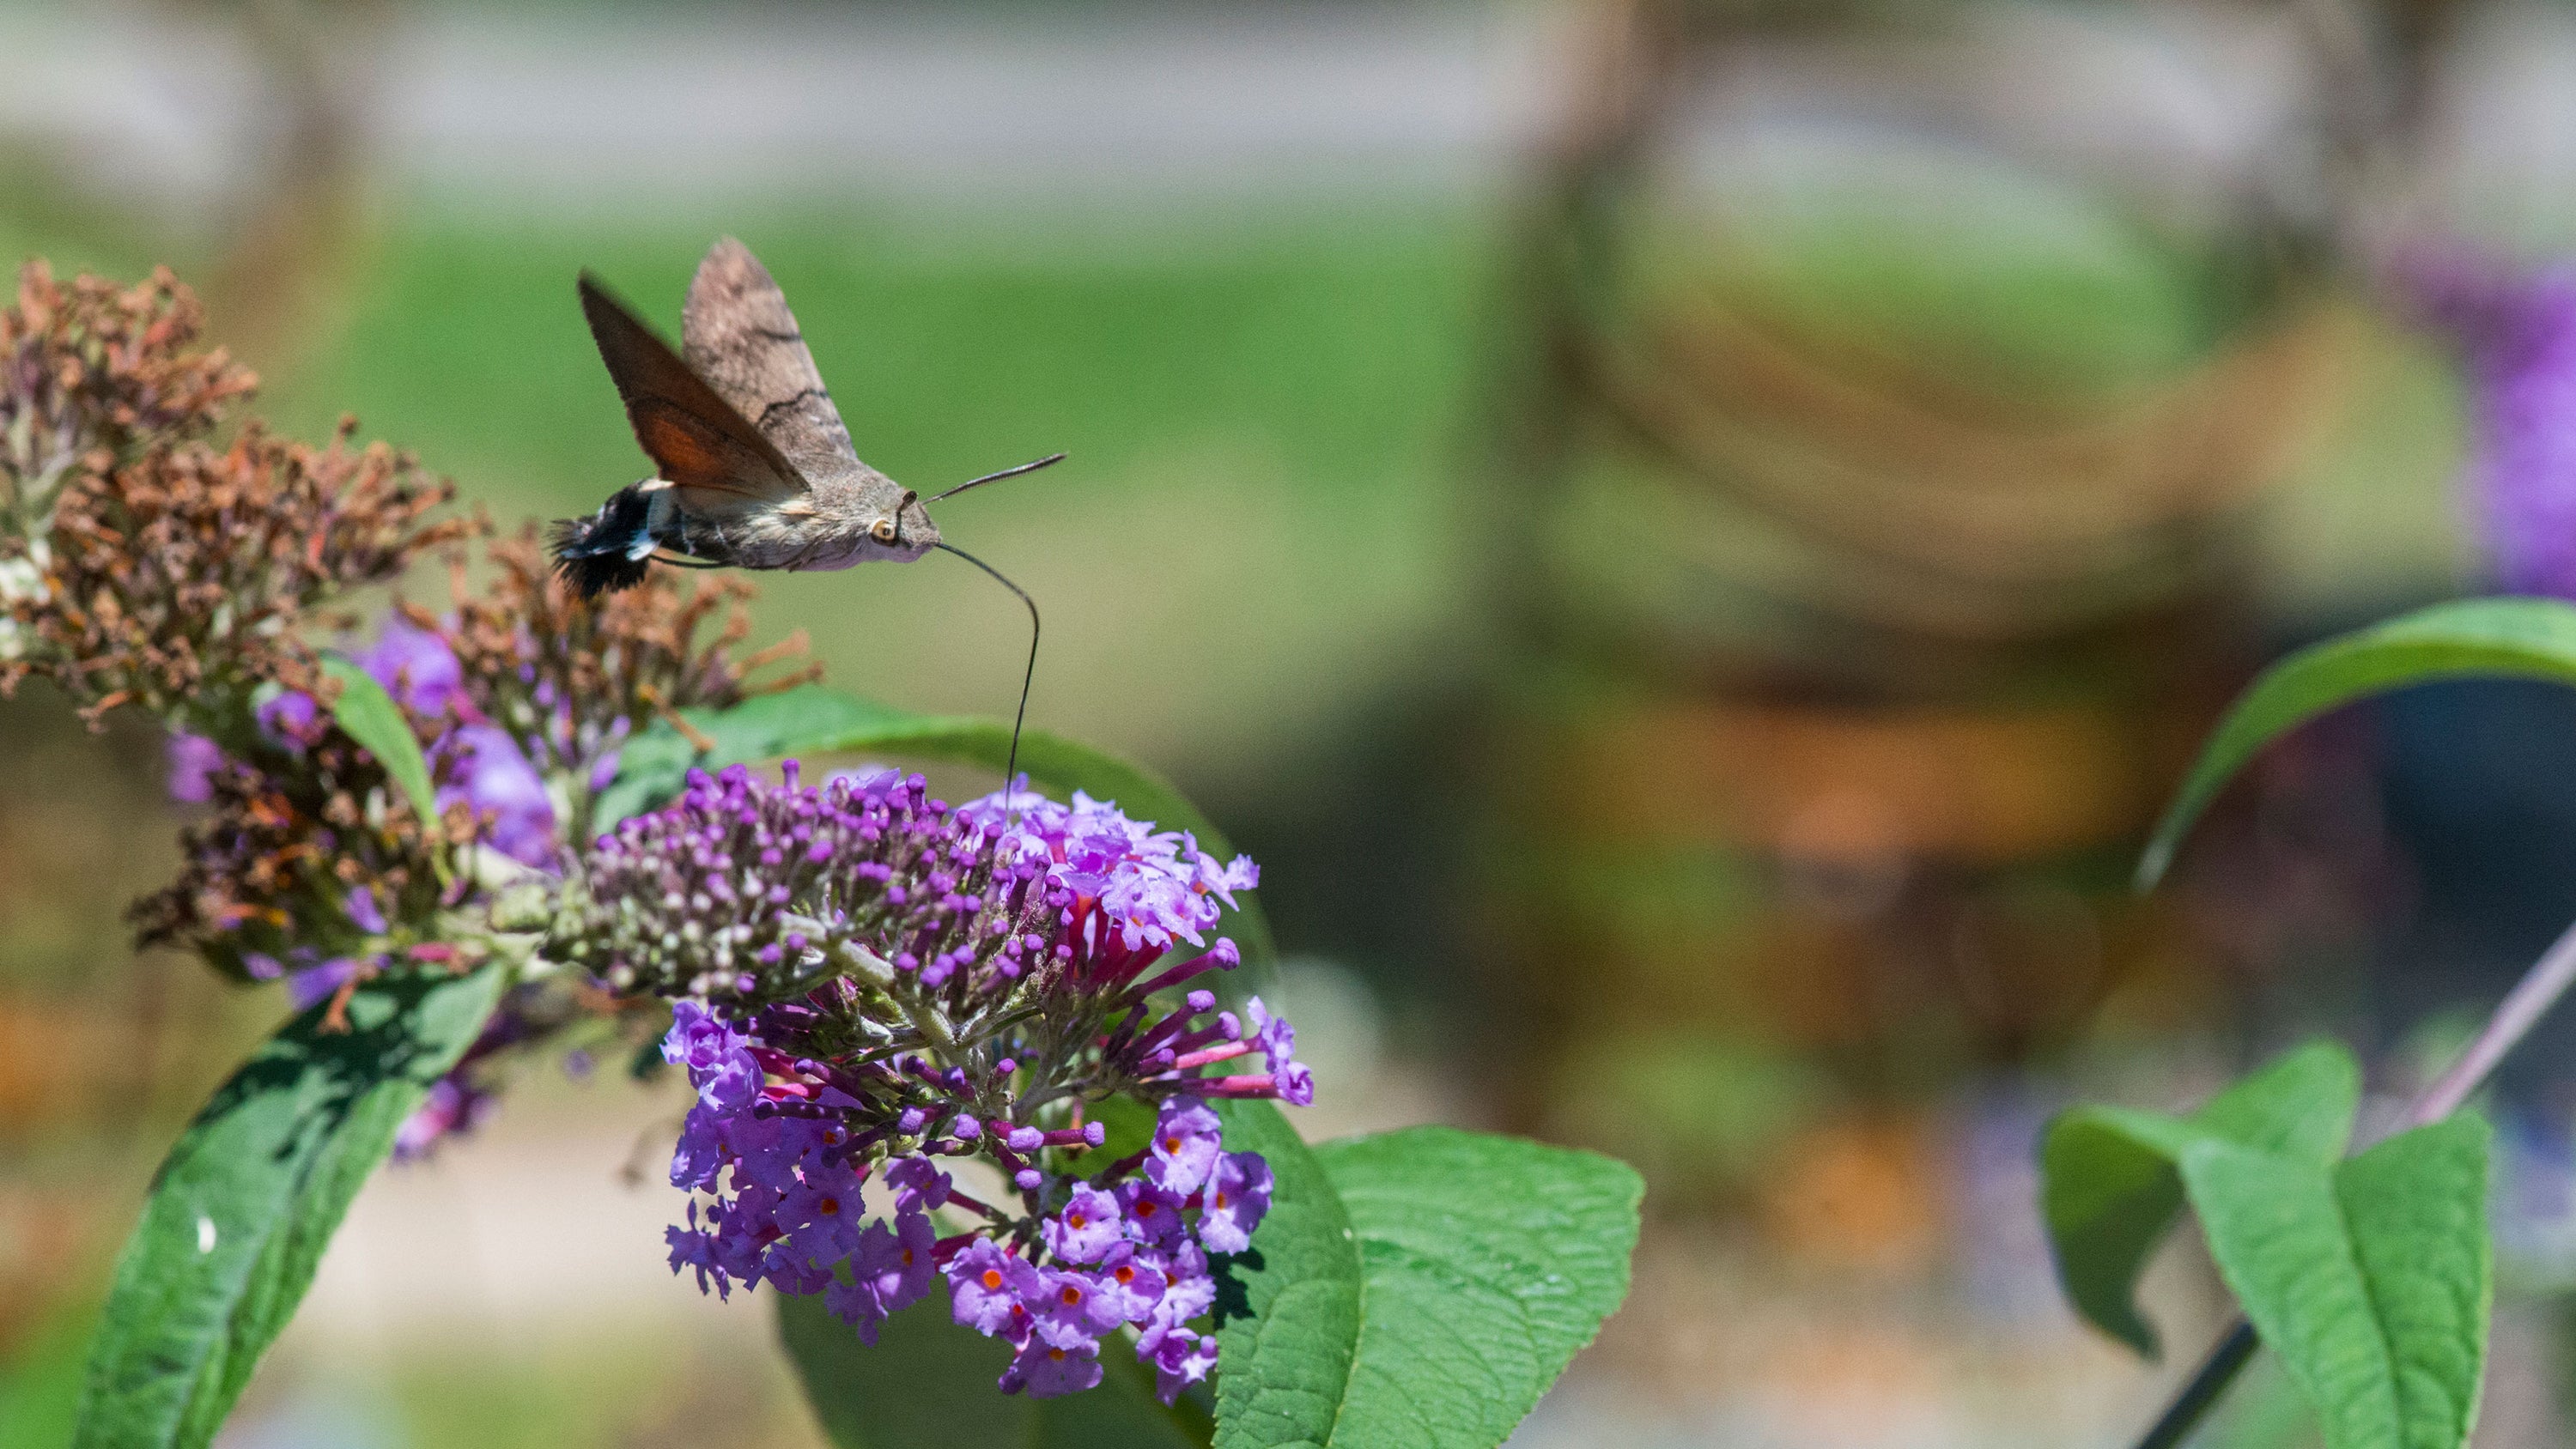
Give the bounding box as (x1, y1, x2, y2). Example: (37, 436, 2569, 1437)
(928, 452, 1066, 504)
(934, 542, 1039, 818)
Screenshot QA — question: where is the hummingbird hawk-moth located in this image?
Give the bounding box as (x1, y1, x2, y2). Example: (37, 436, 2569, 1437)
(555, 238, 1059, 780)
(551, 236, 1059, 597)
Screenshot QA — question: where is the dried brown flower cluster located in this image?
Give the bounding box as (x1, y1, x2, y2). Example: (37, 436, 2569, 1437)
(131, 729, 449, 975)
(0, 260, 255, 529)
(428, 525, 816, 786)
(0, 261, 463, 724)
(24, 422, 461, 722)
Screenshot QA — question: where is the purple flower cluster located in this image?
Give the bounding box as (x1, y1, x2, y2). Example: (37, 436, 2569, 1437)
(563, 762, 1034, 1002)
(161, 621, 568, 1159)
(658, 1001, 940, 1320)
(591, 767, 1307, 1403)
(167, 621, 559, 869)
(942, 1094, 1261, 1401)
(2397, 252, 2576, 598)
(663, 999, 1258, 1402)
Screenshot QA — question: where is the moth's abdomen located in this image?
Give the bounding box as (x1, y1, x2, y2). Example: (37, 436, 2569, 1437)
(550, 484, 671, 598)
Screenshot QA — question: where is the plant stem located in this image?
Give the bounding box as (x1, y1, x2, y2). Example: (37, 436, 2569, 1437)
(2131, 1323, 2257, 1449)
(2123, 912, 2576, 1449)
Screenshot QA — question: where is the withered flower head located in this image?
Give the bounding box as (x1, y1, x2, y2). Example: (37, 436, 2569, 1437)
(429, 524, 817, 803)
(10, 420, 463, 722)
(131, 716, 450, 973)
(0, 259, 256, 537)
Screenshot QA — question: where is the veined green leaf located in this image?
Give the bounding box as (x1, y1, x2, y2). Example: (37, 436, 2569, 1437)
(2181, 1117, 2492, 1449)
(1210, 1100, 1364, 1449)
(1210, 1105, 1642, 1449)
(778, 1284, 1206, 1448)
(1309, 1127, 1641, 1448)
(318, 656, 439, 828)
(2142, 597, 2576, 888)
(2042, 1041, 2360, 1355)
(74, 967, 502, 1449)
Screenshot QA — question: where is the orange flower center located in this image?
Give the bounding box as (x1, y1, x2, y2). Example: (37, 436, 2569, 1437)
(981, 1269, 1005, 1291)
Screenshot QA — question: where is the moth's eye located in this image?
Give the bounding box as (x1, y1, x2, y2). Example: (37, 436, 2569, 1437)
(871, 518, 899, 543)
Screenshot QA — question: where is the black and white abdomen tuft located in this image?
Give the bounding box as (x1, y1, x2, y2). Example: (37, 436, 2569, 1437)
(550, 482, 672, 598)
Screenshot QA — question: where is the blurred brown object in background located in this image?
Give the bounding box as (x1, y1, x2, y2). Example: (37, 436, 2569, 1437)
(1467, 0, 2369, 1199)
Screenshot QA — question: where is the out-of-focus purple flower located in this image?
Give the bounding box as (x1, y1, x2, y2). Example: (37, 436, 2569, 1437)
(284, 954, 361, 1011)
(392, 1074, 494, 1162)
(440, 723, 556, 867)
(662, 1001, 761, 1114)
(358, 619, 464, 716)
(824, 1264, 891, 1344)
(1197, 1151, 1273, 1254)
(343, 885, 387, 935)
(165, 731, 223, 803)
(2397, 251, 2576, 597)
(257, 689, 319, 744)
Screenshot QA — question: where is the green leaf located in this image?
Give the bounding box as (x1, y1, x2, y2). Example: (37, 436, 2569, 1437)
(2180, 1116, 2493, 1449)
(2142, 597, 2576, 888)
(2042, 1041, 2360, 1356)
(777, 1282, 1206, 1448)
(1209, 1105, 1643, 1449)
(318, 656, 440, 828)
(593, 684, 1278, 975)
(1210, 1100, 1364, 1449)
(1309, 1127, 1643, 1449)
(74, 967, 502, 1449)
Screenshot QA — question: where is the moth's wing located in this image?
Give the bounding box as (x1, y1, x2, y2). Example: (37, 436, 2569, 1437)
(681, 237, 868, 482)
(579, 271, 807, 517)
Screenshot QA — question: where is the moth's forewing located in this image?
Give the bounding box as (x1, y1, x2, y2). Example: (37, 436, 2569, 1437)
(682, 239, 869, 484)
(578, 273, 807, 515)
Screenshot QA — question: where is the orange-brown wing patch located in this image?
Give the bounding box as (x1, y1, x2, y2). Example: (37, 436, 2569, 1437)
(580, 272, 806, 506)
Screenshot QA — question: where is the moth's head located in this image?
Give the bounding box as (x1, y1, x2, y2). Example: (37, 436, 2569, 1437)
(866, 490, 938, 561)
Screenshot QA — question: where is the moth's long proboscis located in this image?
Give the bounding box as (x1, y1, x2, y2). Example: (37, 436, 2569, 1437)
(934, 542, 1039, 811)
(928, 452, 1066, 504)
